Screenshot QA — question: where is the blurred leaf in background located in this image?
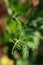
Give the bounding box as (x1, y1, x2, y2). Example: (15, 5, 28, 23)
(0, 0, 43, 65)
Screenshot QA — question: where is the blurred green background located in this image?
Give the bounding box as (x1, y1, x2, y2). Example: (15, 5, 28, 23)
(0, 0, 43, 65)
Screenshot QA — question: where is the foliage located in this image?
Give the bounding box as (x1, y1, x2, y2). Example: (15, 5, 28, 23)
(1, 0, 43, 65)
